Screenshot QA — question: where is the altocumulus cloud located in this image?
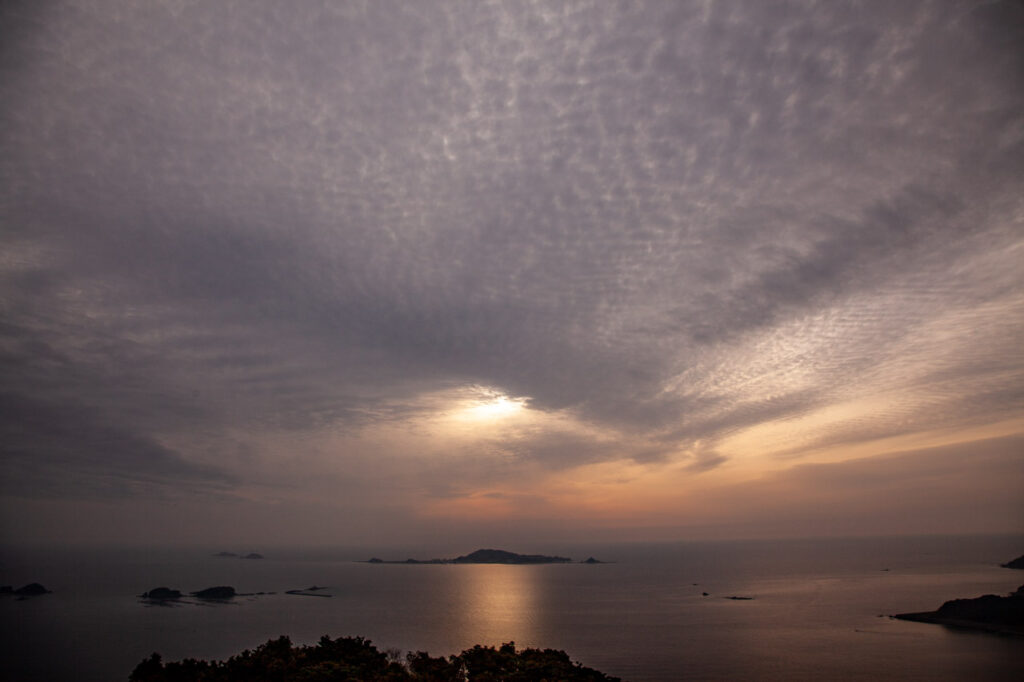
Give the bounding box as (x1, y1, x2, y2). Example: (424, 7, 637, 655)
(1, 0, 1022, 542)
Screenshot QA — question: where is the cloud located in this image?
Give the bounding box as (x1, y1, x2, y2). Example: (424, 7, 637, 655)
(0, 391, 231, 498)
(684, 449, 729, 474)
(0, 0, 1022, 542)
(709, 434, 1024, 537)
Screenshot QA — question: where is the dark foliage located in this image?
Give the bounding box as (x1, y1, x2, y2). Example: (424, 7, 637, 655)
(130, 636, 621, 682)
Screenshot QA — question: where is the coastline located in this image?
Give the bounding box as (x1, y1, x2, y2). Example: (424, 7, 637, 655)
(893, 611, 1024, 637)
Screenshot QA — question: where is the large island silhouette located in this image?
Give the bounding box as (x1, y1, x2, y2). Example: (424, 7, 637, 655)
(894, 584, 1024, 636)
(893, 554, 1024, 635)
(367, 548, 574, 564)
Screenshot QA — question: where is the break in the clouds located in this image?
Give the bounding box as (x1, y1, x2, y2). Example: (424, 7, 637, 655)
(1, 0, 1022, 544)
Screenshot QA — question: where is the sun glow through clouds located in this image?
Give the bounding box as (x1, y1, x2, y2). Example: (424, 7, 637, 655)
(464, 394, 527, 421)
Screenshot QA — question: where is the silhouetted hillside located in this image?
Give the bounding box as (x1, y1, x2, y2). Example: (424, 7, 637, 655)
(452, 549, 572, 564)
(1001, 554, 1024, 569)
(895, 584, 1024, 635)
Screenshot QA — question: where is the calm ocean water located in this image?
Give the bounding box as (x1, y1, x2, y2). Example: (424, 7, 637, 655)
(2, 535, 1022, 681)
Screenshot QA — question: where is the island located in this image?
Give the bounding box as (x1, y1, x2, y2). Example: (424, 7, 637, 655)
(130, 635, 621, 681)
(453, 549, 572, 564)
(1, 583, 51, 598)
(191, 586, 236, 600)
(214, 551, 264, 559)
(894, 584, 1024, 635)
(141, 587, 182, 600)
(286, 586, 332, 597)
(366, 548, 573, 564)
(1001, 554, 1024, 569)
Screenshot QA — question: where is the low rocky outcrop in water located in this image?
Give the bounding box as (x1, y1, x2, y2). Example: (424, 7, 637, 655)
(894, 584, 1024, 635)
(191, 586, 236, 600)
(215, 551, 264, 559)
(142, 587, 182, 600)
(286, 585, 332, 597)
(1002, 555, 1024, 569)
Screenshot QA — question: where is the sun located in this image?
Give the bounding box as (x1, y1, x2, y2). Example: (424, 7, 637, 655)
(463, 393, 527, 421)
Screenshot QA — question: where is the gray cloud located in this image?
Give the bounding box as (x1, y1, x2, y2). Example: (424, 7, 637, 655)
(684, 449, 729, 474)
(0, 391, 231, 498)
(1, 0, 1022, 541)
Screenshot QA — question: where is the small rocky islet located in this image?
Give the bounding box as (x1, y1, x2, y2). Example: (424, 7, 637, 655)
(140, 585, 331, 604)
(285, 586, 332, 597)
(141, 587, 182, 600)
(213, 552, 263, 560)
(192, 586, 237, 600)
(140, 586, 237, 602)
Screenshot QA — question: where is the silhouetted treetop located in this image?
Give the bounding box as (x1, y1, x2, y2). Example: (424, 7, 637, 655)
(129, 635, 621, 681)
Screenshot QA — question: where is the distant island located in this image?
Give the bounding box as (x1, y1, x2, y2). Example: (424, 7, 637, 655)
(191, 586, 236, 600)
(139, 585, 284, 603)
(141, 587, 182, 601)
(894, 584, 1024, 636)
(1002, 554, 1024, 569)
(130, 635, 620, 681)
(367, 548, 585, 564)
(285, 585, 332, 597)
(214, 552, 263, 560)
(1, 583, 51, 598)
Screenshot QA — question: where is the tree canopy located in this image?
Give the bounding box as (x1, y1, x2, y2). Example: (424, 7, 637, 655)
(129, 635, 621, 681)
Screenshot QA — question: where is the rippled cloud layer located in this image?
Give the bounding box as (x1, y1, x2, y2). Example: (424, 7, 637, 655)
(2, 0, 1022, 544)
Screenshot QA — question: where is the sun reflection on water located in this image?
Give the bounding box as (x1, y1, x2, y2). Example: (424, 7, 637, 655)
(452, 565, 540, 646)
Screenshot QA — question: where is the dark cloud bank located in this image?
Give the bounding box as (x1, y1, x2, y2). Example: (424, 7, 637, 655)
(1, 0, 1022, 544)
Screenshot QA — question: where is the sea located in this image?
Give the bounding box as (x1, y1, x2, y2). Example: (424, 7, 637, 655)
(2, 534, 1022, 681)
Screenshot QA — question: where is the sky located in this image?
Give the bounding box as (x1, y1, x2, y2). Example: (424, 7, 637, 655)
(1, 0, 1022, 549)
